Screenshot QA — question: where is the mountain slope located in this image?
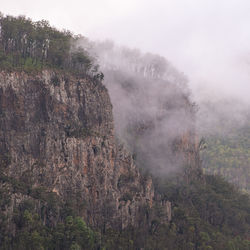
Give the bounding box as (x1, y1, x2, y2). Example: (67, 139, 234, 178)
(0, 14, 249, 250)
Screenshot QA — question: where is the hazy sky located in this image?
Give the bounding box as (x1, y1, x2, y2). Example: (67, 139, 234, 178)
(1, 0, 250, 103)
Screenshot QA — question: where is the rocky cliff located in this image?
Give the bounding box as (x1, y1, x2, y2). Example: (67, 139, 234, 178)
(0, 70, 155, 233)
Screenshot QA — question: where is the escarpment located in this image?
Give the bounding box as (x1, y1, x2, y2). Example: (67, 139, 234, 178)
(1, 14, 250, 250)
(0, 71, 154, 231)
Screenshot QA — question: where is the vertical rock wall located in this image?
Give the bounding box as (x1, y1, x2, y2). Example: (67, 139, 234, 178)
(0, 71, 154, 230)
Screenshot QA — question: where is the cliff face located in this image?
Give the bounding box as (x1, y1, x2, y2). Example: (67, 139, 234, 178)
(0, 71, 154, 231)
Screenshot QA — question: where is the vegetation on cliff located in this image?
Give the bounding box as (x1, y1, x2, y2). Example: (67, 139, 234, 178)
(1, 169, 250, 249)
(0, 13, 103, 80)
(0, 14, 249, 250)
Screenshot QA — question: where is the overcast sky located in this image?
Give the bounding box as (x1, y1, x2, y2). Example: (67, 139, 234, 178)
(1, 0, 250, 103)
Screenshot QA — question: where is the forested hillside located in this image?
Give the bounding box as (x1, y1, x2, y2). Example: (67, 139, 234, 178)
(0, 14, 249, 250)
(200, 102, 250, 194)
(0, 13, 103, 80)
(202, 125, 250, 193)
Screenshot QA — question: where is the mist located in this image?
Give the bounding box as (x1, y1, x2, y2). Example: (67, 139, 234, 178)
(2, 0, 250, 136)
(74, 38, 196, 175)
(2, 0, 250, 174)
(74, 34, 250, 175)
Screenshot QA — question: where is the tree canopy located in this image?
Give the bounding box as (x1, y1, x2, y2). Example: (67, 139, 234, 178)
(0, 14, 102, 80)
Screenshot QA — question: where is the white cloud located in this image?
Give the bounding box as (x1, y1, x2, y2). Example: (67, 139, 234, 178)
(1, 0, 250, 103)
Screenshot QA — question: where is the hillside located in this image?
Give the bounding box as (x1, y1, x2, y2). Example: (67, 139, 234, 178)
(202, 125, 250, 193)
(198, 100, 250, 194)
(0, 14, 249, 250)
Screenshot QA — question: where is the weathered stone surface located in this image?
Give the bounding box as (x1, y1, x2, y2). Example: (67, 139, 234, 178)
(0, 71, 154, 230)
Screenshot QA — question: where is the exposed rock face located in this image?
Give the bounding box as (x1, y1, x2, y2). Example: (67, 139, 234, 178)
(0, 71, 154, 230)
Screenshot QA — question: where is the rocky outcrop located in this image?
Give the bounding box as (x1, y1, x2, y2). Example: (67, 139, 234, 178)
(0, 71, 154, 231)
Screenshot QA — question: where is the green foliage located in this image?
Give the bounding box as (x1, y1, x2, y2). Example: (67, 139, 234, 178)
(99, 175, 250, 249)
(0, 170, 97, 249)
(0, 12, 250, 250)
(0, 14, 102, 79)
(149, 175, 250, 249)
(0, 201, 98, 250)
(202, 125, 250, 193)
(0, 157, 250, 249)
(52, 216, 97, 250)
